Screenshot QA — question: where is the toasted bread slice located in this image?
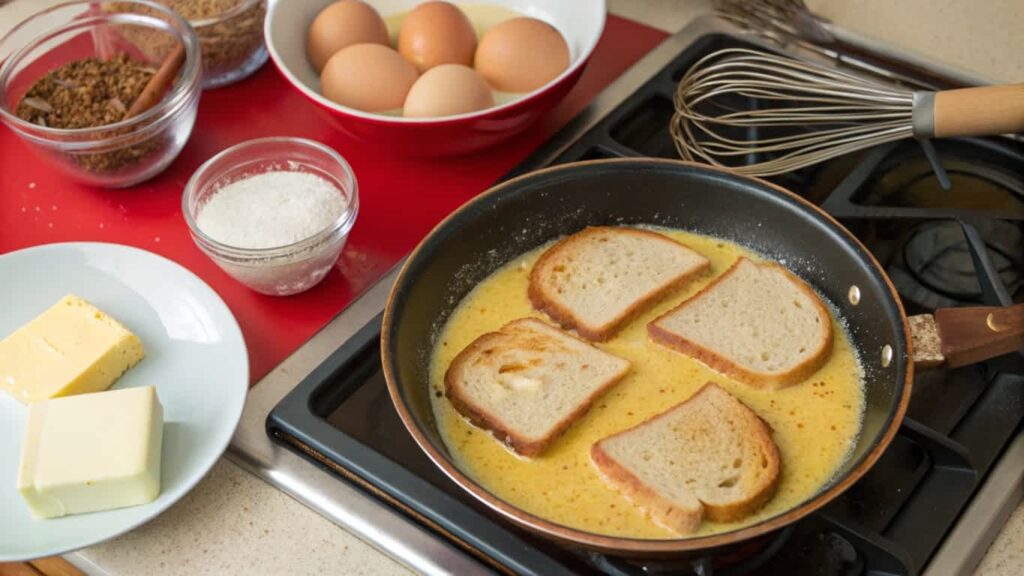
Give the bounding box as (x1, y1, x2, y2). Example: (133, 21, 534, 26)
(529, 227, 709, 342)
(591, 383, 780, 534)
(445, 318, 631, 457)
(649, 257, 833, 389)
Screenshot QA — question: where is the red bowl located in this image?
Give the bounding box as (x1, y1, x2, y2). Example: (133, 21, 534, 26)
(265, 0, 606, 156)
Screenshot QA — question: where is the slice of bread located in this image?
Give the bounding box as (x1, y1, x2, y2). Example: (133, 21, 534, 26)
(445, 318, 631, 457)
(529, 227, 709, 342)
(591, 383, 781, 534)
(649, 257, 833, 389)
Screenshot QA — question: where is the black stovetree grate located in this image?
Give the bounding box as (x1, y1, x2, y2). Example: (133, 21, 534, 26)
(269, 33, 1024, 576)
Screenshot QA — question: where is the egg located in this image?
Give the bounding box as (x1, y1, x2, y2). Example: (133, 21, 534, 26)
(474, 17, 570, 93)
(403, 64, 495, 118)
(307, 0, 388, 72)
(321, 44, 418, 112)
(398, 1, 477, 73)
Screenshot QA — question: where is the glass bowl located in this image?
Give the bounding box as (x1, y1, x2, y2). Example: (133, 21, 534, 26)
(94, 0, 267, 89)
(0, 0, 202, 188)
(182, 137, 359, 296)
(188, 0, 268, 88)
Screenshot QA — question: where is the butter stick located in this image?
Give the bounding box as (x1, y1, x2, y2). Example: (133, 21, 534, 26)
(18, 386, 164, 519)
(0, 294, 145, 404)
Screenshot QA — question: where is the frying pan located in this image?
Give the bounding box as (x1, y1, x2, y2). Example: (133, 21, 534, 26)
(381, 158, 1023, 559)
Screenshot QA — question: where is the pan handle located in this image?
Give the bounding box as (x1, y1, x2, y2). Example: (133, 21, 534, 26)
(910, 305, 1024, 368)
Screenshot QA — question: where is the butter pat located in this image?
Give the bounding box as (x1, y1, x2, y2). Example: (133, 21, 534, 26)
(0, 294, 145, 404)
(18, 386, 164, 519)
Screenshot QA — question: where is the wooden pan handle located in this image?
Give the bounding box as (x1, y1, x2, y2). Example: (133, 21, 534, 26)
(932, 304, 1024, 368)
(932, 84, 1024, 138)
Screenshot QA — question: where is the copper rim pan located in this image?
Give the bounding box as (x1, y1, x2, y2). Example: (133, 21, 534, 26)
(382, 158, 914, 558)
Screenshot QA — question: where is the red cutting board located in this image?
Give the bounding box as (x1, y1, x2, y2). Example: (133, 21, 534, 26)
(0, 16, 668, 385)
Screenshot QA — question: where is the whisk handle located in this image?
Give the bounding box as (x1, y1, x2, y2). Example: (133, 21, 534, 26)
(919, 84, 1024, 138)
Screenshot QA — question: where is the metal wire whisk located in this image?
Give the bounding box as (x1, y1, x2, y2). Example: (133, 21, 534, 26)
(671, 48, 1024, 177)
(714, 0, 834, 44)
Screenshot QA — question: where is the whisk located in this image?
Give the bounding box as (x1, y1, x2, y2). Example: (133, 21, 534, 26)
(713, 0, 835, 44)
(671, 48, 1024, 178)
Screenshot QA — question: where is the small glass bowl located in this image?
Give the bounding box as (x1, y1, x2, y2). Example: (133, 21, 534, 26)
(190, 0, 268, 89)
(0, 0, 202, 188)
(97, 0, 266, 89)
(183, 137, 359, 296)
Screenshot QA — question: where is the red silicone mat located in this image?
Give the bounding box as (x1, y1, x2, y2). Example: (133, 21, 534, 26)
(0, 16, 668, 385)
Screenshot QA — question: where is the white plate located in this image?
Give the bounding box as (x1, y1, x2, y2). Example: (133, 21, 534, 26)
(0, 243, 248, 561)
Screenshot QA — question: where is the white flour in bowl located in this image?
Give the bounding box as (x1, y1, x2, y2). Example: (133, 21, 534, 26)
(196, 171, 344, 249)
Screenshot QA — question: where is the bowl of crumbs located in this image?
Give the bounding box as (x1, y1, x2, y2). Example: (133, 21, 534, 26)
(182, 137, 360, 296)
(0, 0, 202, 188)
(266, 0, 605, 156)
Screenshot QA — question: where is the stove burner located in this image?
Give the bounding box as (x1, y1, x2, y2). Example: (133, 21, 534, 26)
(855, 141, 1024, 214)
(266, 31, 1024, 576)
(891, 220, 1024, 308)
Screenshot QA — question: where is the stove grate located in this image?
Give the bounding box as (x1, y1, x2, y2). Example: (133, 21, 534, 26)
(268, 31, 1023, 576)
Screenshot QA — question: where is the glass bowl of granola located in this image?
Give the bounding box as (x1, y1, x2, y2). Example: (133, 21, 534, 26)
(0, 0, 202, 188)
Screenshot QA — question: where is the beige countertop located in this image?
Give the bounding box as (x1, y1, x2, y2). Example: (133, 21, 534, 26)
(0, 1, 1019, 575)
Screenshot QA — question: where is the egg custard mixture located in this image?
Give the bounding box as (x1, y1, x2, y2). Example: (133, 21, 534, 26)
(429, 228, 866, 539)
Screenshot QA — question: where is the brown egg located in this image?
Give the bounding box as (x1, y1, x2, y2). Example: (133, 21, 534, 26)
(403, 64, 495, 118)
(321, 44, 418, 112)
(397, 1, 477, 73)
(475, 17, 570, 93)
(307, 0, 388, 72)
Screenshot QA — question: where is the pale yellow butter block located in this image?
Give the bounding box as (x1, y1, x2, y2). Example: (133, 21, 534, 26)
(0, 294, 145, 404)
(18, 386, 164, 519)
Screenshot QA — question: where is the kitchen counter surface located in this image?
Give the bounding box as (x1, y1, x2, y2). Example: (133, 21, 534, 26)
(0, 0, 1018, 574)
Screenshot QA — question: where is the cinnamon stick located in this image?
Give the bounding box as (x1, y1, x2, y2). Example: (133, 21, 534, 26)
(126, 43, 186, 119)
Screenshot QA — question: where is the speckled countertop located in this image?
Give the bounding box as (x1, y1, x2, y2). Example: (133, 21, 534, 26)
(1, 0, 1020, 574)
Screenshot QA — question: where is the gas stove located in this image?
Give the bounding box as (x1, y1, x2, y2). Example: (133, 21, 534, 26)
(229, 16, 1023, 576)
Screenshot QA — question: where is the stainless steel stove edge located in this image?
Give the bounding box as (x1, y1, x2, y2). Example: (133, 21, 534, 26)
(924, 432, 1024, 576)
(225, 265, 492, 576)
